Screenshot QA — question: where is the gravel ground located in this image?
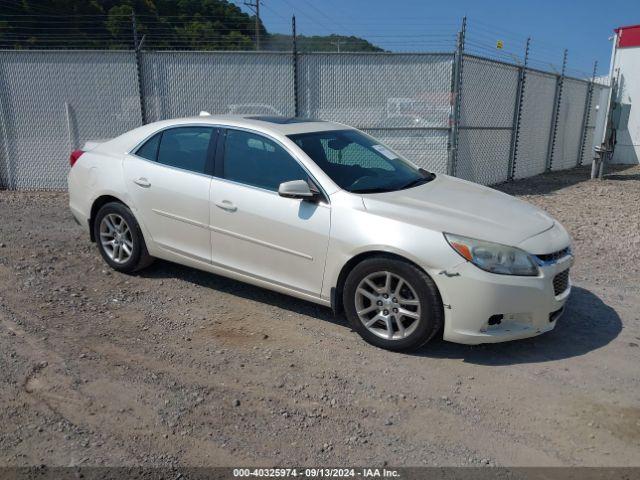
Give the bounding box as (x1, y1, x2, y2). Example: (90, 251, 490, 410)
(0, 164, 639, 468)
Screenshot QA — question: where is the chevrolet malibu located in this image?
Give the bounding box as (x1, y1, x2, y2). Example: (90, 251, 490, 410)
(68, 115, 573, 351)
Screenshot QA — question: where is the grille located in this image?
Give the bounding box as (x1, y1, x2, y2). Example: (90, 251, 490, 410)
(553, 269, 570, 296)
(535, 246, 571, 264)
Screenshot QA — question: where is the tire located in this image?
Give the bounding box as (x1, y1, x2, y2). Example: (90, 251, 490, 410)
(93, 201, 153, 273)
(343, 256, 443, 351)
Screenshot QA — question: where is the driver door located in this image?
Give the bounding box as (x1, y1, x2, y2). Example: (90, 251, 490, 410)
(209, 128, 331, 298)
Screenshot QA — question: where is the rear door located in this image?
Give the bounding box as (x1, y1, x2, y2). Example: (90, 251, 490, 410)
(124, 126, 218, 263)
(209, 128, 331, 297)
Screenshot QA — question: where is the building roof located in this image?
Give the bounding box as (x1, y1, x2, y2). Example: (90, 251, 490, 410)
(615, 24, 640, 48)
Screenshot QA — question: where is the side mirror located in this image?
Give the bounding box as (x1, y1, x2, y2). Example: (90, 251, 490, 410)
(278, 180, 314, 199)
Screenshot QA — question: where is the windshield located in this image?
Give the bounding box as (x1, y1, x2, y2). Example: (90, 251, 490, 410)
(288, 129, 434, 193)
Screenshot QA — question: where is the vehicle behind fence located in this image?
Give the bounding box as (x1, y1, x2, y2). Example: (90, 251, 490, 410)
(0, 49, 608, 190)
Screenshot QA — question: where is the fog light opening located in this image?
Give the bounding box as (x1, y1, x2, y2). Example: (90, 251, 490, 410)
(488, 314, 503, 326)
(549, 308, 564, 323)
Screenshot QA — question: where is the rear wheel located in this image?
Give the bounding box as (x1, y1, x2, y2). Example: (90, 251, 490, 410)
(94, 202, 153, 273)
(343, 257, 443, 351)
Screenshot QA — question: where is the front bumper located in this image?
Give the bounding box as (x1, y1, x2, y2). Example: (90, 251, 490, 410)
(434, 254, 573, 345)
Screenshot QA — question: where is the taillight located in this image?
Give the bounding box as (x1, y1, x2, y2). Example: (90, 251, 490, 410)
(69, 149, 84, 167)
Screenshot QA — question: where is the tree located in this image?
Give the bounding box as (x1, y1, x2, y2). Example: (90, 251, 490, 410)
(0, 0, 382, 51)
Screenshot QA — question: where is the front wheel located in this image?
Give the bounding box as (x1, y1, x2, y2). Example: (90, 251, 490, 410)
(343, 257, 443, 351)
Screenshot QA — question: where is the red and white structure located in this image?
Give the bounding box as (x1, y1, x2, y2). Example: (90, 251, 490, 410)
(609, 24, 640, 164)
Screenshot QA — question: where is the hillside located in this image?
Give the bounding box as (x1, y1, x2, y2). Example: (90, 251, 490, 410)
(267, 33, 383, 53)
(0, 0, 382, 51)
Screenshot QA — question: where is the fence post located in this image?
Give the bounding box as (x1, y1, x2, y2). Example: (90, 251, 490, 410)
(577, 61, 598, 167)
(292, 15, 299, 118)
(507, 37, 531, 181)
(0, 80, 12, 189)
(64, 101, 77, 151)
(448, 16, 466, 177)
(545, 49, 568, 172)
(132, 12, 147, 125)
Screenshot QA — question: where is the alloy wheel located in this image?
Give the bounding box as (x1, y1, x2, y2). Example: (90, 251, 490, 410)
(354, 271, 422, 340)
(99, 213, 133, 264)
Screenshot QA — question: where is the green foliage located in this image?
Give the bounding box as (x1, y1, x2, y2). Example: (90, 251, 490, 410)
(0, 0, 382, 51)
(267, 33, 383, 52)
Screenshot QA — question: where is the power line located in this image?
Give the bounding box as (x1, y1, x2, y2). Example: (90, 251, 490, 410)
(259, 1, 290, 25)
(277, 0, 335, 35)
(298, 0, 351, 36)
(243, 0, 261, 50)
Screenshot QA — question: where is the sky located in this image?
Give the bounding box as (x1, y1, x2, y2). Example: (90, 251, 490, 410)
(236, 0, 638, 78)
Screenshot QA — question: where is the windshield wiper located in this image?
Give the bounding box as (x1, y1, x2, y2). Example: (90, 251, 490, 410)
(398, 178, 428, 190)
(398, 170, 436, 190)
(351, 171, 435, 194)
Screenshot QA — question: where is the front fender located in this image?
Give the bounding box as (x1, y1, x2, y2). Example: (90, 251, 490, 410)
(321, 199, 463, 301)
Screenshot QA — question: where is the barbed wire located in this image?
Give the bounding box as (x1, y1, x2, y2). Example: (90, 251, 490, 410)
(465, 18, 600, 79)
(0, 5, 602, 78)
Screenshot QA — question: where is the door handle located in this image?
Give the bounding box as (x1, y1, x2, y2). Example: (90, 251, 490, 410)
(215, 200, 237, 212)
(134, 177, 151, 188)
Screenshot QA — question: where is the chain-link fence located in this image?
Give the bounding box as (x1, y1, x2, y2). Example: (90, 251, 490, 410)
(451, 54, 609, 185)
(579, 83, 607, 166)
(140, 51, 296, 122)
(514, 70, 557, 179)
(0, 50, 142, 189)
(550, 78, 589, 171)
(0, 48, 608, 190)
(297, 52, 453, 173)
(455, 55, 519, 185)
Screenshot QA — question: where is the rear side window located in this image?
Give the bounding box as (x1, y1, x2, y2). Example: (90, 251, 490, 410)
(156, 127, 213, 174)
(222, 129, 307, 191)
(134, 132, 161, 161)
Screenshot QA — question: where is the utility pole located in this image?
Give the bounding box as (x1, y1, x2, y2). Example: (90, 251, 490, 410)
(131, 11, 146, 124)
(330, 40, 344, 52)
(131, 11, 139, 50)
(244, 0, 261, 50)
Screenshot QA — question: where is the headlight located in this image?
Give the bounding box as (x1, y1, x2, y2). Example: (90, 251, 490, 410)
(444, 233, 539, 276)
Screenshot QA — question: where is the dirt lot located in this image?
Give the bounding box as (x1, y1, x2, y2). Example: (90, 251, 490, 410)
(1, 165, 639, 468)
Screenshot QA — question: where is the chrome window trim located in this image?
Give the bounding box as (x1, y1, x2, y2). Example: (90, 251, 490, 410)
(128, 123, 223, 156)
(127, 123, 218, 178)
(125, 152, 214, 181)
(126, 123, 330, 205)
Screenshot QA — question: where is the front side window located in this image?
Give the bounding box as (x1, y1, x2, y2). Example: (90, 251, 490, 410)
(155, 127, 213, 174)
(289, 129, 433, 193)
(222, 129, 308, 191)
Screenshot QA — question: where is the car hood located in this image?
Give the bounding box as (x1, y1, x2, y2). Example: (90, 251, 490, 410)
(361, 174, 555, 247)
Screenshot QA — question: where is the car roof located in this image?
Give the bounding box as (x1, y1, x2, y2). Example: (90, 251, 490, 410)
(99, 115, 356, 157)
(163, 114, 351, 136)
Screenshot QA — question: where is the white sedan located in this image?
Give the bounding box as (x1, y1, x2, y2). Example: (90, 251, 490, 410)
(68, 115, 573, 351)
